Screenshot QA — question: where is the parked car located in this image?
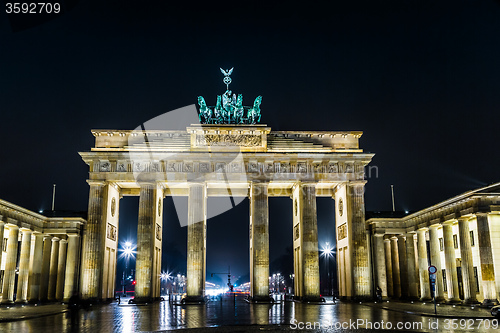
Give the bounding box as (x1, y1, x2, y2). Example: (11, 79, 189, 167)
(491, 305, 500, 318)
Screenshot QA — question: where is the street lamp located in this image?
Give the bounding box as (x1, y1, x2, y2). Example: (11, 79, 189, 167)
(160, 271, 171, 296)
(120, 240, 136, 297)
(321, 242, 334, 296)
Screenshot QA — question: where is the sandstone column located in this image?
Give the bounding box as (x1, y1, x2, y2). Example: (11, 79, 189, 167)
(405, 233, 419, 299)
(390, 236, 401, 298)
(249, 182, 271, 302)
(373, 234, 388, 299)
(397, 235, 408, 299)
(48, 237, 60, 301)
(80, 181, 106, 301)
(186, 183, 207, 303)
(348, 182, 371, 299)
(39, 235, 53, 302)
(442, 222, 461, 303)
(0, 222, 4, 274)
(1, 225, 19, 304)
(28, 232, 44, 302)
(15, 228, 32, 303)
(417, 228, 431, 301)
(302, 183, 321, 300)
(63, 234, 81, 302)
(55, 239, 68, 301)
(135, 183, 156, 303)
(458, 217, 478, 304)
(429, 225, 445, 302)
(384, 238, 393, 297)
(476, 213, 498, 306)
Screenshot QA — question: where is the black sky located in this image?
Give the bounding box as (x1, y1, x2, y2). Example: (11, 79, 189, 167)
(1, 0, 500, 281)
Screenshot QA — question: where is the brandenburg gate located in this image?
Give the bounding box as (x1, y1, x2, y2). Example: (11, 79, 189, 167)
(78, 69, 375, 303)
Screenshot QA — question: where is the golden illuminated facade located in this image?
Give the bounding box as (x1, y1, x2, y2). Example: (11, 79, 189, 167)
(367, 183, 500, 306)
(78, 124, 374, 302)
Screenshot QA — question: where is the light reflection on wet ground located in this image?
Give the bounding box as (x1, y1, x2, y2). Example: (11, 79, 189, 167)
(0, 295, 498, 332)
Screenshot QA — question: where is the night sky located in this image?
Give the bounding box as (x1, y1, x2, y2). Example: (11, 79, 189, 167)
(1, 1, 500, 284)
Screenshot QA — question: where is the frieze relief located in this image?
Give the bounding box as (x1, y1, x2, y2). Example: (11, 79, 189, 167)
(199, 162, 210, 173)
(107, 223, 117, 241)
(195, 134, 262, 147)
(337, 223, 347, 240)
(117, 161, 127, 172)
(100, 161, 111, 172)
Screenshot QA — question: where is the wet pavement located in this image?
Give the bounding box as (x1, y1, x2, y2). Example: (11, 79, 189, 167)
(0, 295, 498, 332)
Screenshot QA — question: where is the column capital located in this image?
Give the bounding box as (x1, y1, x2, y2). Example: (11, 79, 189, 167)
(86, 180, 106, 187)
(417, 227, 428, 232)
(19, 227, 32, 233)
(429, 224, 441, 230)
(348, 180, 367, 187)
(51, 237, 60, 242)
(390, 236, 398, 241)
(443, 220, 456, 226)
(138, 181, 157, 187)
(475, 212, 489, 218)
(6, 223, 19, 230)
(458, 215, 472, 222)
(59, 238, 67, 244)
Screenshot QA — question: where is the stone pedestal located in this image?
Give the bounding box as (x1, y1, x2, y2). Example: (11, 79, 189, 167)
(56, 239, 68, 301)
(442, 222, 461, 303)
(429, 225, 445, 302)
(15, 229, 32, 303)
(397, 235, 408, 299)
(63, 234, 81, 302)
(1, 225, 19, 304)
(458, 217, 478, 304)
(390, 236, 401, 298)
(185, 183, 207, 304)
(384, 238, 393, 297)
(405, 233, 419, 300)
(249, 182, 272, 302)
(373, 234, 388, 299)
(476, 214, 498, 306)
(28, 233, 44, 303)
(417, 228, 432, 301)
(47, 237, 60, 301)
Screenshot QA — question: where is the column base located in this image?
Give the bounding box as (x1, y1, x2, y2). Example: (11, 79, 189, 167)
(445, 298, 462, 304)
(0, 300, 14, 305)
(481, 299, 499, 308)
(130, 297, 154, 304)
(295, 296, 326, 303)
(14, 300, 27, 304)
(181, 296, 206, 304)
(435, 297, 446, 303)
(463, 299, 481, 305)
(248, 295, 274, 303)
(420, 297, 432, 302)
